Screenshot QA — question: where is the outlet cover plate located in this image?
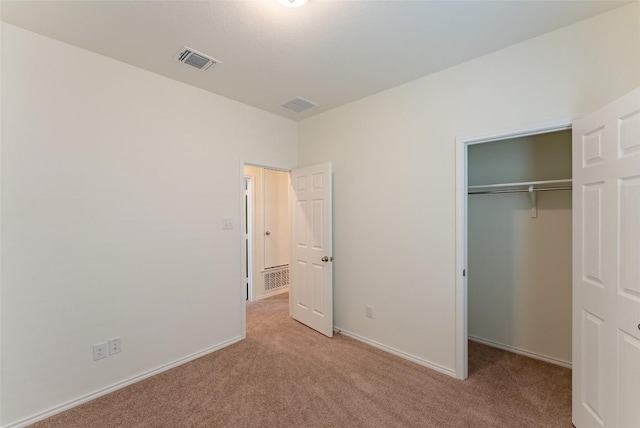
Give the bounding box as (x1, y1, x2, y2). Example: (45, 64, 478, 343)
(93, 342, 107, 361)
(365, 305, 373, 319)
(108, 337, 121, 355)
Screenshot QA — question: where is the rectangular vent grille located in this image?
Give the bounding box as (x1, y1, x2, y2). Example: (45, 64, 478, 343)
(176, 46, 220, 71)
(263, 267, 289, 291)
(281, 97, 316, 113)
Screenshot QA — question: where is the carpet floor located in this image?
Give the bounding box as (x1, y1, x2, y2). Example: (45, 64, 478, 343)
(33, 292, 572, 427)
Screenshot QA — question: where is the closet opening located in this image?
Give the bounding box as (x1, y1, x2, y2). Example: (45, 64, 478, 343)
(455, 124, 573, 379)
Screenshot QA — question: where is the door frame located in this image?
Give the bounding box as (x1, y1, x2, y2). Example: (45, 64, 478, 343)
(239, 161, 292, 339)
(454, 119, 572, 379)
(244, 176, 253, 302)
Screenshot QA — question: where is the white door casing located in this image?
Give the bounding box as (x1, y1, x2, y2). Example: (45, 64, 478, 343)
(290, 163, 333, 337)
(572, 88, 640, 427)
(454, 121, 571, 380)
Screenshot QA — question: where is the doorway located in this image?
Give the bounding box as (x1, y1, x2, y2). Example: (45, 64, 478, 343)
(241, 161, 335, 339)
(243, 165, 291, 303)
(455, 122, 572, 379)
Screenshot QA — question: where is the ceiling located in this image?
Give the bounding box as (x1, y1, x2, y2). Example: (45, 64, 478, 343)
(0, 1, 630, 121)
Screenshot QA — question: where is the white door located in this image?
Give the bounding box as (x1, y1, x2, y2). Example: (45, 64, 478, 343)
(264, 169, 291, 269)
(290, 163, 333, 337)
(573, 88, 640, 428)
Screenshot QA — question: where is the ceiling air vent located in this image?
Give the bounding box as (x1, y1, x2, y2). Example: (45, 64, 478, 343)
(281, 97, 316, 113)
(176, 46, 220, 71)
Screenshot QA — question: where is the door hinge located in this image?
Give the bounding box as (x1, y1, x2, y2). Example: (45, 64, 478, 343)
(463, 269, 466, 277)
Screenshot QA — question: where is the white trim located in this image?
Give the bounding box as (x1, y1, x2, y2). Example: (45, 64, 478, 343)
(337, 328, 458, 379)
(245, 176, 253, 302)
(469, 335, 572, 369)
(454, 135, 468, 380)
(3, 337, 243, 428)
(454, 120, 572, 381)
(244, 163, 291, 173)
(457, 122, 573, 147)
(240, 161, 248, 339)
(260, 265, 289, 273)
(288, 173, 293, 318)
(253, 285, 289, 300)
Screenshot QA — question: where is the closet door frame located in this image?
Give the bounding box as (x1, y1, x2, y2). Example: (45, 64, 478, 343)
(454, 120, 572, 380)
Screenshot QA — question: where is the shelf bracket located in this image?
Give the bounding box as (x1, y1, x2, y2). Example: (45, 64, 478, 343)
(528, 185, 538, 218)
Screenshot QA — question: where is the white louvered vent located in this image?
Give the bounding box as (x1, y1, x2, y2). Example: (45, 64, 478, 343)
(281, 97, 316, 113)
(176, 46, 220, 71)
(263, 266, 290, 291)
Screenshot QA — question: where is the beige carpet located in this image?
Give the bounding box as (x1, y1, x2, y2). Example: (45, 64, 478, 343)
(33, 293, 572, 427)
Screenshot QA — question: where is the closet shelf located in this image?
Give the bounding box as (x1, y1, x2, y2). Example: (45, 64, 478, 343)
(468, 179, 572, 195)
(468, 179, 572, 219)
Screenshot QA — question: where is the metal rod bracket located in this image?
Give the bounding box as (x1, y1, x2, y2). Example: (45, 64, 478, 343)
(528, 185, 538, 218)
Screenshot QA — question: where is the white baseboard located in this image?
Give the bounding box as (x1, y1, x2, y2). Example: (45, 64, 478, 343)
(253, 286, 289, 301)
(468, 335, 572, 369)
(336, 327, 458, 378)
(3, 336, 243, 428)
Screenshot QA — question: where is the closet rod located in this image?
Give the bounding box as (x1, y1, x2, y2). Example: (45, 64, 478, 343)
(468, 186, 572, 195)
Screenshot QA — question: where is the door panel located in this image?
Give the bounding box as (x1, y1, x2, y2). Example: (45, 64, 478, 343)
(295, 260, 308, 308)
(618, 332, 640, 426)
(290, 163, 333, 337)
(573, 88, 640, 428)
(619, 177, 640, 298)
(583, 183, 604, 285)
(619, 110, 640, 155)
(582, 310, 604, 425)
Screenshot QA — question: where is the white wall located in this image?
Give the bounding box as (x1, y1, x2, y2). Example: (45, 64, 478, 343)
(0, 23, 297, 427)
(467, 131, 573, 185)
(467, 132, 572, 365)
(298, 3, 640, 375)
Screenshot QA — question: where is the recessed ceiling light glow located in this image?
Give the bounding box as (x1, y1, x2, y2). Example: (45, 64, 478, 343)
(277, 0, 308, 8)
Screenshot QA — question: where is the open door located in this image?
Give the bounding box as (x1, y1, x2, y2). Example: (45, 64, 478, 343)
(572, 88, 640, 427)
(290, 162, 333, 337)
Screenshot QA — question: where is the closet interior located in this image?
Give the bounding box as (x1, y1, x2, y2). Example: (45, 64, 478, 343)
(467, 129, 573, 367)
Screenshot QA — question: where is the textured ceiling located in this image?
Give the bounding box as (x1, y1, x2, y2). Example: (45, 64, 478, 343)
(0, 1, 630, 120)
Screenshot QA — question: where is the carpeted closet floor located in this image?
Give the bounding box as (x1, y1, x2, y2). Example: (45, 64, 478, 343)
(33, 292, 572, 427)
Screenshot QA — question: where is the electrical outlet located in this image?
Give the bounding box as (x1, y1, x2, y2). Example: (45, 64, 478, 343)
(93, 342, 107, 361)
(108, 337, 121, 355)
(365, 305, 373, 319)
